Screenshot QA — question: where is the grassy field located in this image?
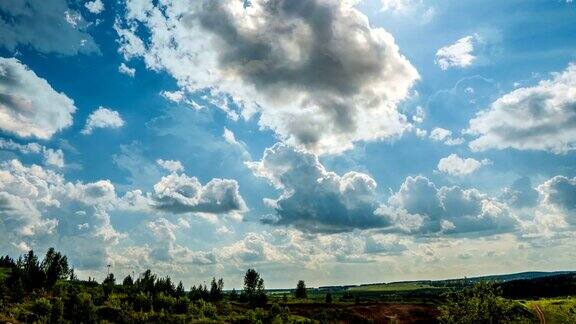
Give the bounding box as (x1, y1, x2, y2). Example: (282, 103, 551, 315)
(348, 282, 438, 292)
(527, 297, 576, 323)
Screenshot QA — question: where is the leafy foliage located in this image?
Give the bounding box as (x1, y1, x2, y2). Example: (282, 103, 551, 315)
(295, 280, 307, 299)
(439, 281, 533, 323)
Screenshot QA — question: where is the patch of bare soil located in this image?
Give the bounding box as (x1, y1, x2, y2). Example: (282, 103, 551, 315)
(286, 302, 440, 323)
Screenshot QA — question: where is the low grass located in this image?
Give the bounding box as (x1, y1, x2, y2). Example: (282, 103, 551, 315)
(527, 297, 576, 323)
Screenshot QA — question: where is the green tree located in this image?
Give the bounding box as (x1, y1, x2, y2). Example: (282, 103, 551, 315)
(123, 274, 134, 286)
(229, 288, 238, 301)
(41, 248, 69, 288)
(295, 280, 307, 299)
(175, 281, 185, 298)
(210, 277, 224, 301)
(325, 292, 333, 304)
(22, 250, 45, 290)
(243, 269, 267, 306)
(135, 269, 156, 295)
(103, 273, 115, 298)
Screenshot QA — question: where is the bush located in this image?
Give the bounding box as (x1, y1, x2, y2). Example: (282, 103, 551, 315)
(68, 292, 97, 324)
(198, 300, 217, 319)
(175, 296, 190, 314)
(133, 292, 152, 312)
(31, 297, 52, 318)
(325, 293, 333, 304)
(154, 292, 176, 312)
(439, 281, 533, 323)
(50, 297, 64, 324)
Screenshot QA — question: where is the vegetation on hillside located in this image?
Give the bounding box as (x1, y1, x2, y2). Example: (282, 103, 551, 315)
(0, 247, 574, 323)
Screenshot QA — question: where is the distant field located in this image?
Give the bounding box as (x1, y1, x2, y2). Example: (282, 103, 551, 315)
(348, 282, 437, 292)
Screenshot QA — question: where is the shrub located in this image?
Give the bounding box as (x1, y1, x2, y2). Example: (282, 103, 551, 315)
(133, 292, 152, 312)
(31, 297, 52, 318)
(198, 300, 217, 319)
(439, 281, 533, 323)
(175, 296, 190, 314)
(50, 297, 64, 324)
(154, 292, 176, 312)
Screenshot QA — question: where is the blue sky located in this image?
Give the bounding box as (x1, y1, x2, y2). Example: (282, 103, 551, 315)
(0, 0, 575, 288)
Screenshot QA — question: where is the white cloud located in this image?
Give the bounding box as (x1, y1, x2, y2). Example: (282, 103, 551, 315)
(384, 176, 519, 235)
(0, 0, 98, 55)
(156, 159, 184, 173)
(412, 106, 425, 123)
(380, 0, 435, 24)
(437, 154, 490, 176)
(247, 143, 390, 233)
(0, 159, 121, 268)
(152, 173, 247, 215)
(0, 57, 76, 139)
(116, 0, 419, 154)
(81, 107, 125, 135)
(43, 148, 65, 168)
(0, 138, 65, 169)
(84, 0, 104, 14)
(160, 90, 185, 103)
(468, 63, 576, 154)
(435, 36, 476, 70)
(536, 176, 576, 226)
(118, 63, 135, 77)
(429, 127, 464, 146)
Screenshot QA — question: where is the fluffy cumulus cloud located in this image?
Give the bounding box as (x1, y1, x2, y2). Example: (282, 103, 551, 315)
(43, 148, 65, 168)
(0, 138, 64, 168)
(81, 107, 125, 135)
(156, 159, 184, 173)
(468, 64, 576, 154)
(152, 173, 247, 215)
(0, 0, 98, 55)
(118, 63, 135, 77)
(501, 177, 539, 209)
(84, 0, 104, 14)
(0, 159, 120, 268)
(384, 176, 519, 235)
(0, 58, 76, 139)
(145, 218, 216, 264)
(536, 176, 576, 225)
(116, 0, 419, 154)
(435, 35, 476, 70)
(0, 155, 251, 272)
(429, 127, 464, 146)
(437, 154, 490, 176)
(248, 143, 390, 233)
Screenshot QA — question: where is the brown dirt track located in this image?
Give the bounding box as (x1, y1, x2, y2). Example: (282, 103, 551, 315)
(285, 302, 440, 323)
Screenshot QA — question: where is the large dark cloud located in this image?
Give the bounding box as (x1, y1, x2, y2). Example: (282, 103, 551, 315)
(537, 175, 576, 225)
(117, 0, 418, 154)
(501, 177, 539, 209)
(248, 143, 389, 233)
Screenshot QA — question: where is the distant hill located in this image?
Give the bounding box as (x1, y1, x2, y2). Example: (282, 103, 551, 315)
(315, 271, 576, 292)
(463, 271, 576, 283)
